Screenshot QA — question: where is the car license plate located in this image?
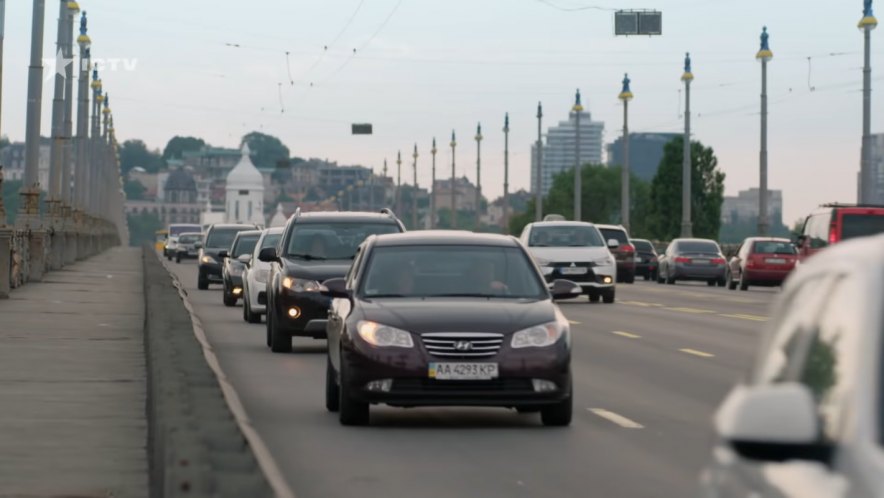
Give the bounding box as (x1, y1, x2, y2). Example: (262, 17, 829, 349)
(561, 267, 587, 275)
(692, 259, 710, 265)
(429, 362, 499, 380)
(766, 258, 786, 265)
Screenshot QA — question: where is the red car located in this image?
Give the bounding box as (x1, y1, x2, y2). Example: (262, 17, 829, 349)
(796, 203, 884, 260)
(726, 237, 797, 291)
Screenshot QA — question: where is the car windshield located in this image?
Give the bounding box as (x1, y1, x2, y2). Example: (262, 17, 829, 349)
(169, 225, 202, 237)
(632, 240, 654, 252)
(677, 241, 720, 254)
(206, 228, 249, 249)
(361, 245, 548, 299)
(529, 226, 604, 247)
(753, 241, 797, 255)
(599, 228, 629, 245)
(232, 235, 259, 257)
(841, 213, 884, 241)
(260, 233, 282, 250)
(178, 234, 201, 244)
(286, 222, 400, 260)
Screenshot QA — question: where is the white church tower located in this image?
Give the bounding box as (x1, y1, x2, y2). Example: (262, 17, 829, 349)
(225, 144, 265, 226)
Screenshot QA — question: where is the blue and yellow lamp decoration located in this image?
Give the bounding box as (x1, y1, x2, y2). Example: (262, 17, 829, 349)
(475, 123, 483, 142)
(102, 93, 110, 115)
(756, 27, 773, 61)
(450, 130, 457, 149)
(860, 0, 878, 29)
(67, 1, 80, 14)
(572, 89, 584, 113)
(618, 73, 634, 102)
(77, 11, 90, 45)
(681, 52, 694, 82)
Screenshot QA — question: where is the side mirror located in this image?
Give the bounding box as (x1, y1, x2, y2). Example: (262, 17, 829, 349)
(549, 279, 583, 300)
(218, 250, 229, 259)
(715, 383, 831, 463)
(258, 247, 278, 263)
(607, 239, 620, 249)
(320, 277, 349, 298)
(795, 235, 808, 248)
(237, 254, 252, 265)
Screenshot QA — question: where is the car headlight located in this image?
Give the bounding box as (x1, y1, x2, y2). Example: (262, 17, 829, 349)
(356, 320, 414, 348)
(201, 255, 216, 264)
(229, 265, 244, 276)
(593, 256, 614, 266)
(282, 277, 322, 292)
(254, 269, 270, 284)
(511, 321, 567, 348)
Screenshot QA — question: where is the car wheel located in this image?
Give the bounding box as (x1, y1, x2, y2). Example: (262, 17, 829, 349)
(222, 283, 237, 307)
(602, 289, 615, 304)
(339, 359, 369, 426)
(717, 278, 727, 287)
(643, 273, 650, 281)
(540, 387, 573, 427)
(265, 307, 272, 348)
(326, 355, 340, 413)
(245, 298, 261, 324)
(197, 271, 209, 290)
(176, 253, 181, 263)
(269, 305, 292, 353)
(707, 280, 716, 287)
(666, 272, 676, 285)
(588, 293, 600, 303)
(624, 274, 635, 284)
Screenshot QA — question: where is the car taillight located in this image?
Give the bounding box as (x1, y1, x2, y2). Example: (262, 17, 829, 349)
(711, 258, 725, 265)
(674, 256, 691, 263)
(828, 223, 838, 244)
(622, 244, 635, 253)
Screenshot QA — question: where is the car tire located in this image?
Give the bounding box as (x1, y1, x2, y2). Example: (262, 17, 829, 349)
(540, 387, 572, 427)
(707, 280, 716, 287)
(602, 289, 615, 304)
(717, 278, 727, 288)
(624, 274, 635, 284)
(176, 253, 181, 263)
(245, 298, 261, 324)
(666, 272, 676, 285)
(326, 355, 340, 413)
(339, 359, 369, 426)
(265, 308, 272, 348)
(197, 271, 209, 290)
(269, 306, 292, 353)
(222, 283, 237, 307)
(588, 293, 600, 303)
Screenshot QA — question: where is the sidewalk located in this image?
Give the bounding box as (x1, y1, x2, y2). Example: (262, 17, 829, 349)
(0, 247, 148, 497)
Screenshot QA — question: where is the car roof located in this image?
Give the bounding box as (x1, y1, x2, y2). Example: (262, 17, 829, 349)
(372, 230, 519, 247)
(234, 230, 263, 238)
(743, 237, 792, 243)
(528, 221, 599, 228)
(631, 238, 652, 243)
(296, 211, 400, 223)
(261, 227, 285, 235)
(595, 224, 626, 231)
(209, 223, 258, 230)
(179, 232, 203, 236)
(797, 233, 884, 272)
(671, 238, 719, 243)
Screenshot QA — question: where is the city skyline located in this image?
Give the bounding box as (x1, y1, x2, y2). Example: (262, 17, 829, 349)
(0, 0, 880, 225)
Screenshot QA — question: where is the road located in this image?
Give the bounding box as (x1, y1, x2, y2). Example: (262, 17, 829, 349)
(165, 258, 777, 498)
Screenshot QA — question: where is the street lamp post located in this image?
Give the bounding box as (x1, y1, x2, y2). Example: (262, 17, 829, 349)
(572, 90, 583, 221)
(61, 2, 78, 214)
(503, 113, 510, 233)
(396, 151, 402, 216)
(474, 123, 483, 230)
(757, 27, 773, 236)
(75, 12, 89, 213)
(450, 131, 457, 229)
(681, 53, 694, 238)
(90, 71, 101, 218)
(859, 0, 878, 203)
(0, 0, 6, 226)
(48, 0, 70, 223)
(619, 74, 633, 232)
(430, 138, 437, 228)
(535, 102, 543, 221)
(412, 144, 418, 229)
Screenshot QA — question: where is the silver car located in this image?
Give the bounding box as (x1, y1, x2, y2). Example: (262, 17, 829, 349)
(657, 238, 727, 287)
(700, 233, 884, 498)
(519, 221, 618, 303)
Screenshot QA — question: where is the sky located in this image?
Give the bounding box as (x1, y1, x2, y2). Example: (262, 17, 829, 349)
(2, 0, 881, 225)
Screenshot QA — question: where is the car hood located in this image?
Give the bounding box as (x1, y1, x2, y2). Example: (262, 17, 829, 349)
(283, 258, 351, 282)
(528, 246, 610, 262)
(358, 299, 556, 335)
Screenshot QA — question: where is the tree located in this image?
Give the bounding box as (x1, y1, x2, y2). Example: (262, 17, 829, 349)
(120, 140, 164, 175)
(123, 179, 147, 201)
(507, 164, 653, 238)
(126, 211, 163, 247)
(242, 132, 290, 170)
(162, 136, 206, 161)
(647, 137, 725, 241)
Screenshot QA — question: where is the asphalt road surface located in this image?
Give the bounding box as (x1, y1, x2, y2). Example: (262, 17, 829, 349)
(165, 258, 777, 498)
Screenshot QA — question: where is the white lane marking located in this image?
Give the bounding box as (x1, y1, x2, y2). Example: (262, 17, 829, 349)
(719, 313, 769, 322)
(680, 348, 715, 358)
(611, 331, 641, 339)
(588, 408, 645, 429)
(568, 320, 581, 325)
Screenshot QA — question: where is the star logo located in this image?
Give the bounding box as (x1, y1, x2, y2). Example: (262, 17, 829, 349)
(43, 48, 74, 82)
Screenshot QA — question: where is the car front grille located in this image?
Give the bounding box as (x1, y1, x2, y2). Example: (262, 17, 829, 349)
(391, 378, 534, 393)
(421, 333, 504, 358)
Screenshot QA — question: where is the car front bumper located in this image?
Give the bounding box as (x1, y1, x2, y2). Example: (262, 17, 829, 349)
(272, 290, 331, 337)
(744, 268, 792, 283)
(673, 264, 726, 280)
(542, 264, 616, 290)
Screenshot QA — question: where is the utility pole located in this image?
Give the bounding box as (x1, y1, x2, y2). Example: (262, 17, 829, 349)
(859, 0, 878, 203)
(430, 138, 437, 228)
(681, 53, 694, 238)
(48, 0, 69, 220)
(61, 1, 77, 212)
(503, 113, 510, 233)
(757, 27, 773, 235)
(90, 70, 101, 218)
(396, 150, 402, 216)
(572, 89, 583, 221)
(369, 167, 374, 211)
(474, 123, 483, 230)
(412, 143, 418, 229)
(450, 130, 457, 229)
(619, 74, 633, 232)
(19, 0, 48, 233)
(535, 102, 543, 221)
(75, 12, 90, 213)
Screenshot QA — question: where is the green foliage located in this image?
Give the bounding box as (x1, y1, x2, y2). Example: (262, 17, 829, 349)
(1, 179, 46, 224)
(126, 211, 163, 247)
(242, 132, 291, 170)
(435, 208, 476, 230)
(718, 213, 791, 244)
(162, 136, 206, 161)
(507, 164, 653, 238)
(120, 140, 164, 175)
(123, 179, 147, 201)
(647, 137, 725, 240)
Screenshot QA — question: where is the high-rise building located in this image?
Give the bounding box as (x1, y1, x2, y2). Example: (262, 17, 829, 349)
(531, 110, 604, 196)
(868, 134, 884, 204)
(606, 132, 680, 182)
(721, 188, 784, 226)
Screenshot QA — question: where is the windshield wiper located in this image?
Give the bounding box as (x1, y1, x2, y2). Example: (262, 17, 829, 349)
(430, 293, 499, 298)
(288, 253, 327, 261)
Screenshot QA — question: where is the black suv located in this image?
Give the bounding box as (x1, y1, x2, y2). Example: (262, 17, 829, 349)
(259, 209, 406, 353)
(198, 223, 259, 290)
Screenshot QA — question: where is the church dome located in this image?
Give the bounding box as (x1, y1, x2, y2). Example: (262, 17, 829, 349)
(226, 144, 264, 191)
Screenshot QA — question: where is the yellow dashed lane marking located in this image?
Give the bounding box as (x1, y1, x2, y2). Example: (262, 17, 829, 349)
(568, 320, 581, 325)
(680, 348, 715, 358)
(611, 331, 642, 339)
(668, 307, 716, 314)
(719, 313, 769, 322)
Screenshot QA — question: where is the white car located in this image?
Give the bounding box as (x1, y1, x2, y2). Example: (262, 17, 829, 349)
(700, 233, 884, 498)
(241, 227, 284, 324)
(519, 221, 618, 303)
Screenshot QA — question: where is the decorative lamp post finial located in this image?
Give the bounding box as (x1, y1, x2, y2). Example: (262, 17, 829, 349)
(682, 52, 695, 81)
(860, 0, 878, 28)
(572, 89, 584, 112)
(756, 26, 774, 60)
(619, 73, 634, 101)
(475, 123, 483, 141)
(504, 112, 510, 132)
